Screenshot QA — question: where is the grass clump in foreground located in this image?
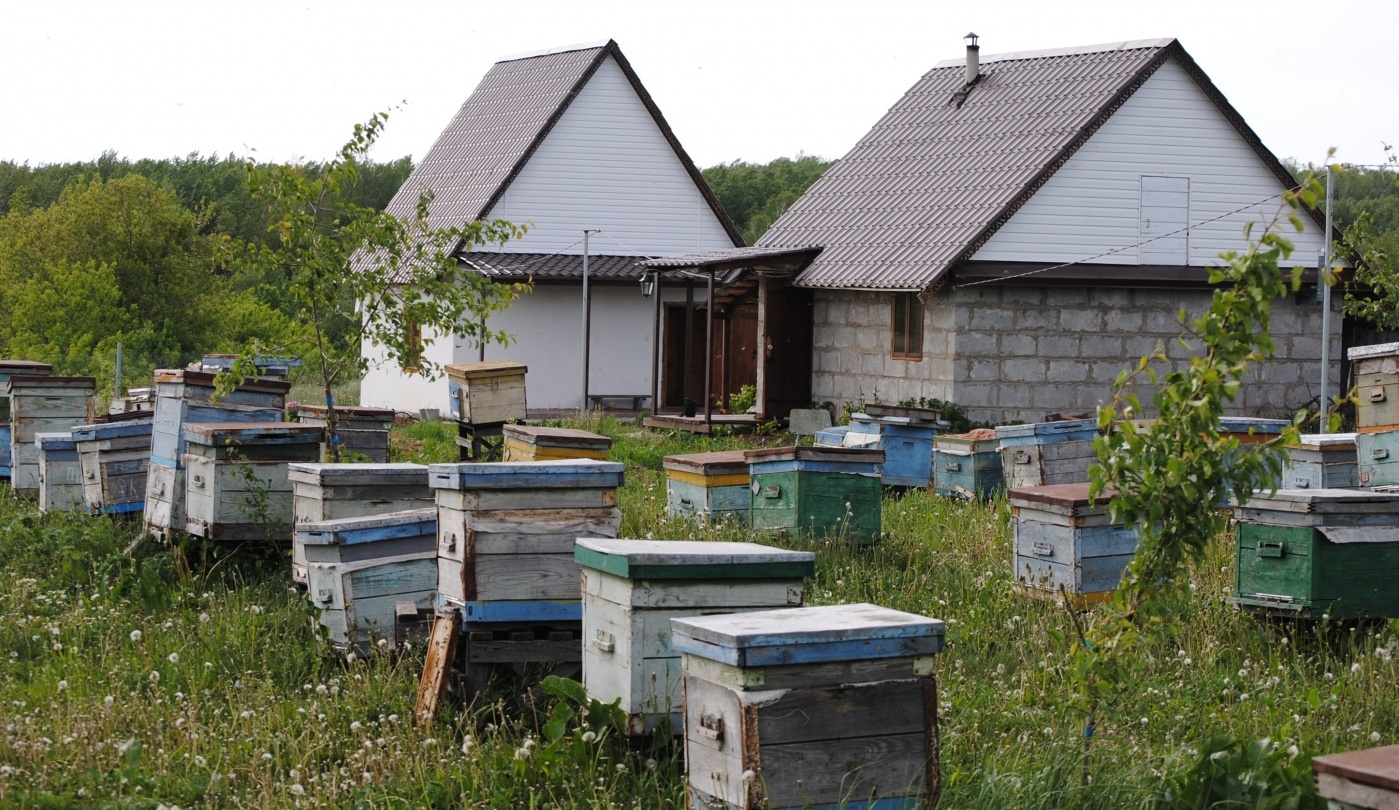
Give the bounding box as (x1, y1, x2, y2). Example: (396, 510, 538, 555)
(0, 415, 1394, 808)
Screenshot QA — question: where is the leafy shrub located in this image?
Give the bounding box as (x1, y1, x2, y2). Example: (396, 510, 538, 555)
(1153, 735, 1323, 810)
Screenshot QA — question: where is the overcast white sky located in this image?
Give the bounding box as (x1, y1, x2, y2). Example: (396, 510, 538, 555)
(2, 0, 1395, 171)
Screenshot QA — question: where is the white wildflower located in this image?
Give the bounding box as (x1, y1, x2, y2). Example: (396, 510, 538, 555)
(350, 721, 363, 733)
(288, 784, 304, 795)
(130, 630, 142, 642)
(104, 695, 114, 707)
(194, 755, 206, 768)
(56, 680, 67, 692)
(149, 670, 160, 684)
(167, 652, 179, 664)
(248, 605, 263, 615)
(1371, 732, 1383, 743)
(581, 731, 597, 743)
(199, 613, 210, 624)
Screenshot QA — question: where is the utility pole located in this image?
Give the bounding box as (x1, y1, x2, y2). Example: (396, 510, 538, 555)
(1320, 165, 1334, 433)
(580, 229, 598, 415)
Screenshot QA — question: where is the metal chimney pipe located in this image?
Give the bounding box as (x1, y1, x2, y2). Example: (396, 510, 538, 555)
(965, 32, 980, 84)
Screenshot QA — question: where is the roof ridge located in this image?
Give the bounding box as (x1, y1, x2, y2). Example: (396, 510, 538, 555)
(932, 38, 1175, 68)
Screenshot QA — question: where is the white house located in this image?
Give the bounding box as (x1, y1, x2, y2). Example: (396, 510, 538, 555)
(360, 40, 741, 414)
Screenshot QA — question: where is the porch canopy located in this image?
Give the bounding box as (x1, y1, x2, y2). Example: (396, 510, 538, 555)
(639, 246, 821, 426)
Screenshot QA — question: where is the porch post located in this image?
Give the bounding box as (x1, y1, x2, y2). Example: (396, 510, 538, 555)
(651, 271, 662, 415)
(705, 269, 715, 427)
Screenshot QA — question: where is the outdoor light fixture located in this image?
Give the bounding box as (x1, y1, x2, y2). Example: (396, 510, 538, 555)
(640, 272, 656, 297)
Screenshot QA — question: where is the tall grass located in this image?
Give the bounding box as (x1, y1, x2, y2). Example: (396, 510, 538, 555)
(0, 420, 1394, 807)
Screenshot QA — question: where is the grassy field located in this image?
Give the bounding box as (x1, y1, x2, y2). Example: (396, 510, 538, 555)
(0, 416, 1395, 808)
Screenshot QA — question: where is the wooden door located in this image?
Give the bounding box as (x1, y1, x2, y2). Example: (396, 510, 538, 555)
(762, 281, 813, 421)
(663, 303, 707, 409)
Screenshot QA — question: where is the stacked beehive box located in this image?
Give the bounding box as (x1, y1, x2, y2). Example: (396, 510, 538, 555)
(292, 404, 395, 463)
(288, 463, 433, 583)
(0, 361, 53, 480)
(846, 405, 947, 487)
(1350, 342, 1399, 487)
(1229, 489, 1399, 619)
(1313, 744, 1399, 810)
(664, 450, 750, 523)
(575, 538, 814, 735)
(298, 508, 439, 651)
(745, 447, 883, 544)
(1010, 483, 1141, 606)
(428, 459, 623, 697)
(109, 386, 154, 415)
(933, 430, 1003, 499)
(997, 419, 1099, 489)
(673, 603, 946, 810)
(37, 432, 84, 512)
(446, 361, 527, 461)
(7, 376, 95, 496)
(1282, 433, 1359, 490)
(73, 418, 153, 516)
(144, 369, 288, 541)
(502, 424, 611, 462)
(199, 353, 299, 379)
(181, 422, 322, 542)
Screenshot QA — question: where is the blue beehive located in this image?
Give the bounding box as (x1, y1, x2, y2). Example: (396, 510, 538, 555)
(37, 431, 83, 513)
(848, 412, 948, 487)
(0, 361, 53, 480)
(72, 418, 153, 516)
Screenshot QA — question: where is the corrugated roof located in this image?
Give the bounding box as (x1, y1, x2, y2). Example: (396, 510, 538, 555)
(464, 253, 643, 280)
(756, 38, 1309, 291)
(640, 245, 823, 271)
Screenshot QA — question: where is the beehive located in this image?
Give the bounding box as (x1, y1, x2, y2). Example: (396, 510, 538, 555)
(996, 420, 1099, 489)
(575, 538, 814, 735)
(292, 403, 395, 463)
(199, 353, 299, 379)
(73, 418, 153, 516)
(6, 376, 95, 496)
(847, 412, 946, 487)
(664, 450, 750, 523)
(288, 463, 433, 583)
(673, 603, 946, 810)
(36, 432, 84, 513)
(1230, 489, 1399, 620)
(144, 369, 288, 540)
(1349, 342, 1399, 430)
(0, 361, 53, 479)
(1282, 433, 1358, 490)
(502, 424, 611, 462)
(298, 508, 438, 651)
(744, 447, 883, 544)
(180, 422, 321, 542)
(1313, 744, 1399, 810)
(1357, 429, 1399, 488)
(933, 431, 1003, 499)
(1218, 416, 1289, 444)
(445, 361, 527, 425)
(1010, 483, 1140, 604)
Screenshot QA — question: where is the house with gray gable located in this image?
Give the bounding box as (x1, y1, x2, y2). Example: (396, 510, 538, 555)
(650, 37, 1336, 425)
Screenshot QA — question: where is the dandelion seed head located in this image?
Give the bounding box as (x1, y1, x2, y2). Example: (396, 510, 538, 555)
(130, 630, 142, 642)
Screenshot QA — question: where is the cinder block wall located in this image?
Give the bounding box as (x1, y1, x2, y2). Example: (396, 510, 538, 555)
(809, 285, 1341, 426)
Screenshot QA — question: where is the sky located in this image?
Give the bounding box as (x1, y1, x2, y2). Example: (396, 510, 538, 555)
(3, 0, 1396, 171)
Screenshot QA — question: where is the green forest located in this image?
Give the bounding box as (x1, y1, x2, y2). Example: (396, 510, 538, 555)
(0, 149, 1395, 400)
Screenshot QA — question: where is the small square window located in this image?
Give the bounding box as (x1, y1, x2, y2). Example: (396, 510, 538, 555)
(891, 293, 923, 360)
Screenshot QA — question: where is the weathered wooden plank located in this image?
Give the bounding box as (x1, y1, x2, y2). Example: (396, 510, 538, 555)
(680, 653, 933, 692)
(672, 605, 945, 667)
(427, 460, 624, 491)
(416, 613, 461, 724)
(1013, 517, 1141, 561)
(435, 487, 617, 512)
(1013, 552, 1134, 595)
(582, 569, 803, 609)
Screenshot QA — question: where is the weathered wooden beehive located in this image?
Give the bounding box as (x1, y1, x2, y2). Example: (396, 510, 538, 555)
(199, 353, 299, 379)
(445, 361, 527, 425)
(37, 432, 84, 513)
(288, 463, 433, 583)
(673, 603, 946, 810)
(109, 386, 154, 415)
(73, 418, 153, 516)
(1313, 744, 1399, 810)
(575, 538, 814, 735)
(0, 361, 53, 480)
(744, 447, 883, 544)
(292, 403, 395, 463)
(7, 376, 95, 496)
(664, 450, 750, 523)
(847, 411, 946, 487)
(1010, 483, 1140, 605)
(1229, 489, 1399, 620)
(1357, 430, 1399, 488)
(299, 508, 438, 651)
(933, 431, 1003, 499)
(996, 419, 1098, 489)
(144, 369, 288, 540)
(502, 424, 611, 462)
(1349, 342, 1399, 430)
(1282, 433, 1358, 490)
(181, 422, 321, 542)
(1218, 416, 1289, 444)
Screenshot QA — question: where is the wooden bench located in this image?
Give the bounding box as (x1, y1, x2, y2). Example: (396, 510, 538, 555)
(587, 394, 651, 411)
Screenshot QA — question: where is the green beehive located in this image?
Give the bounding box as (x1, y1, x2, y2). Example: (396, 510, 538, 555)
(1230, 489, 1399, 620)
(743, 446, 883, 544)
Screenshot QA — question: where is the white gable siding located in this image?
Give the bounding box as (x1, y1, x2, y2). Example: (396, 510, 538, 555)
(486, 56, 735, 255)
(970, 57, 1324, 267)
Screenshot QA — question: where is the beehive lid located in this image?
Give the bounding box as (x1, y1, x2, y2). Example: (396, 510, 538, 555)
(292, 403, 395, 422)
(1008, 483, 1111, 516)
(71, 418, 154, 442)
(662, 450, 749, 476)
(6, 375, 96, 388)
(1232, 488, 1399, 514)
(181, 422, 322, 444)
(0, 360, 53, 377)
(1288, 433, 1357, 451)
(152, 368, 292, 394)
(287, 463, 428, 486)
(1313, 744, 1399, 795)
(671, 603, 945, 667)
(35, 431, 76, 451)
(995, 419, 1097, 440)
(296, 508, 436, 546)
(1219, 417, 1288, 434)
(1348, 342, 1399, 361)
(862, 403, 942, 421)
(850, 412, 946, 429)
(743, 446, 884, 464)
(936, 430, 1000, 453)
(427, 459, 624, 490)
(575, 538, 815, 579)
(444, 361, 527, 382)
(503, 424, 611, 449)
